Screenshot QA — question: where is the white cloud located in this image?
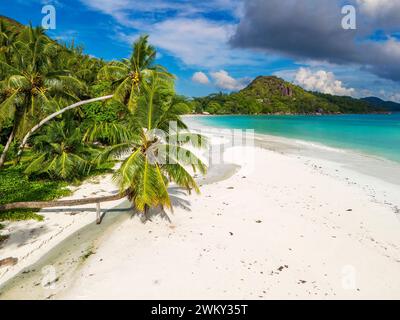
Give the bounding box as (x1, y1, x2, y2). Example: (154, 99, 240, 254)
(357, 0, 400, 17)
(379, 37, 400, 56)
(389, 93, 400, 103)
(149, 19, 235, 67)
(81, 0, 272, 69)
(210, 70, 248, 91)
(377, 90, 400, 103)
(355, 0, 400, 30)
(79, 0, 242, 27)
(192, 72, 210, 85)
(294, 68, 355, 96)
(117, 18, 270, 68)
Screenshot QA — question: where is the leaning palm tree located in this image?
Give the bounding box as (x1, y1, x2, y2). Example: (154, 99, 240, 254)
(99, 70, 207, 218)
(98, 35, 169, 113)
(0, 70, 208, 220)
(0, 26, 86, 168)
(16, 35, 160, 157)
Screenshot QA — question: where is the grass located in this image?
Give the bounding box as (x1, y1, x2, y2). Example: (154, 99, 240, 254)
(0, 160, 115, 222)
(0, 164, 72, 222)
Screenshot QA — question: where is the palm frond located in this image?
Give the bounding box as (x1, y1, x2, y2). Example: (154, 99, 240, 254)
(98, 142, 131, 164)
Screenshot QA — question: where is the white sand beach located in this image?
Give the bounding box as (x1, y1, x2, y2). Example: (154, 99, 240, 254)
(0, 172, 129, 288)
(1, 119, 400, 299)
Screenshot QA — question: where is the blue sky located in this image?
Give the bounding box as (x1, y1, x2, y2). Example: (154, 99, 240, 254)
(1, 0, 399, 101)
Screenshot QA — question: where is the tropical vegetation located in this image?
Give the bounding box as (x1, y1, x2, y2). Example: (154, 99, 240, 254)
(0, 17, 206, 221)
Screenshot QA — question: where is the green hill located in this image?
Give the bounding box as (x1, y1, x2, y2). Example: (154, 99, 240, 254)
(361, 97, 400, 112)
(192, 76, 384, 115)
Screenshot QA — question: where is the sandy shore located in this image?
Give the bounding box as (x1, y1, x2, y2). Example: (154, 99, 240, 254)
(60, 120, 400, 300)
(0, 172, 129, 288)
(2, 119, 400, 299)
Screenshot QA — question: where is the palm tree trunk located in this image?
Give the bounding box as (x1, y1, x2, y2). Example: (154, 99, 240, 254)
(143, 204, 150, 221)
(17, 95, 114, 157)
(0, 190, 128, 211)
(0, 126, 16, 169)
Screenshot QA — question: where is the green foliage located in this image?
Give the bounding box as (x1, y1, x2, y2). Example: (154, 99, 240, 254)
(0, 18, 205, 220)
(100, 70, 207, 213)
(0, 165, 71, 221)
(81, 97, 125, 124)
(193, 76, 381, 115)
(25, 120, 104, 181)
(97, 35, 169, 113)
(314, 93, 380, 113)
(361, 97, 400, 112)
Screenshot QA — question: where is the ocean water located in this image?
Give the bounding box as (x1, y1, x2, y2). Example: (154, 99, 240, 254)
(194, 114, 400, 163)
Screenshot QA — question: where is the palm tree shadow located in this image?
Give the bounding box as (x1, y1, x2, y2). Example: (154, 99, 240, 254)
(40, 206, 134, 225)
(40, 207, 133, 214)
(137, 189, 192, 223)
(0, 225, 52, 249)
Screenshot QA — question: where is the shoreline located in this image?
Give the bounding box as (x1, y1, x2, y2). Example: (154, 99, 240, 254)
(58, 136, 400, 299)
(1, 119, 400, 299)
(0, 151, 240, 299)
(185, 111, 398, 117)
(184, 116, 400, 186)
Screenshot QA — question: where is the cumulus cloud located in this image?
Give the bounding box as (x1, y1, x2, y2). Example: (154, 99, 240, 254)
(192, 72, 210, 84)
(210, 70, 248, 91)
(80, 0, 272, 69)
(357, 0, 400, 27)
(117, 18, 270, 68)
(294, 68, 355, 96)
(148, 19, 235, 67)
(389, 93, 400, 103)
(231, 0, 400, 82)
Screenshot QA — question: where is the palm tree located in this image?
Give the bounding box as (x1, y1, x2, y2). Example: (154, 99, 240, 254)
(16, 35, 160, 157)
(99, 70, 207, 218)
(0, 36, 207, 221)
(98, 35, 169, 113)
(0, 71, 207, 219)
(61, 43, 105, 85)
(0, 26, 86, 168)
(24, 119, 100, 180)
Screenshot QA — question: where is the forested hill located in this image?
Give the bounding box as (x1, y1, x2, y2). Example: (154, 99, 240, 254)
(361, 97, 400, 112)
(191, 76, 388, 115)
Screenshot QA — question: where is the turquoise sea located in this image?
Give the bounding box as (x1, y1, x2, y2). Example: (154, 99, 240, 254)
(195, 114, 400, 163)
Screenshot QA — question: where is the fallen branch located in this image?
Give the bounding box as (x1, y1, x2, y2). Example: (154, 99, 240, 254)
(0, 189, 130, 224)
(0, 190, 128, 211)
